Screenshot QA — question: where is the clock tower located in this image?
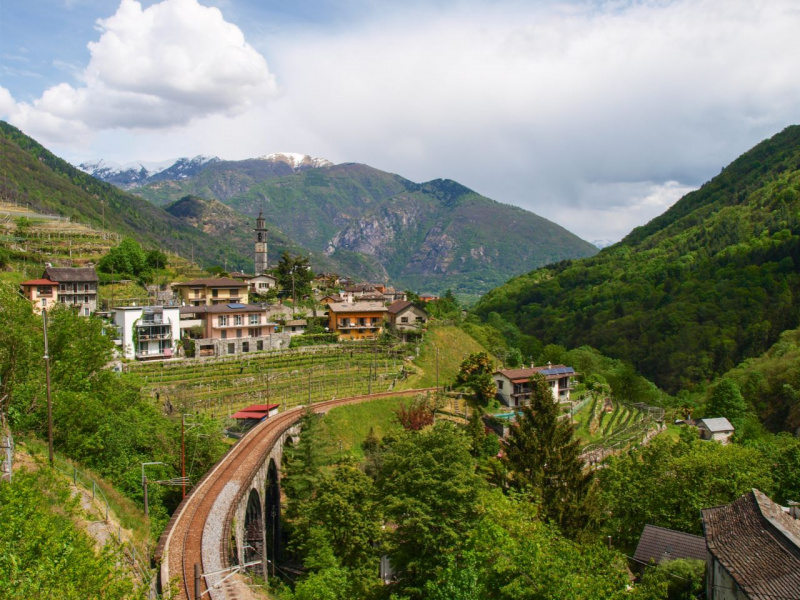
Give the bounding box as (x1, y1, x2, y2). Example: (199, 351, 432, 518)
(254, 211, 268, 276)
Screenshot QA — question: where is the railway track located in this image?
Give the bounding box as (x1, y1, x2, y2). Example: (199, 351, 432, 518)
(155, 388, 435, 600)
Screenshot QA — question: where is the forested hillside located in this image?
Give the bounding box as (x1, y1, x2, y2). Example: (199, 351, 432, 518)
(474, 125, 800, 406)
(0, 122, 251, 270)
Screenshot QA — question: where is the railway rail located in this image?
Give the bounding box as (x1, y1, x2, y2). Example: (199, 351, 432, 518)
(155, 388, 435, 600)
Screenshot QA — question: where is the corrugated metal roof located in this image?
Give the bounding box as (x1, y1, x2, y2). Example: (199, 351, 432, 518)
(231, 411, 268, 420)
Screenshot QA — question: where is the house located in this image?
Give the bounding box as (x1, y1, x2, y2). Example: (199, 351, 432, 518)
(386, 300, 428, 331)
(697, 418, 735, 444)
(230, 403, 280, 426)
(493, 364, 577, 407)
(44, 266, 99, 316)
(284, 319, 307, 335)
(327, 301, 388, 340)
(112, 306, 181, 360)
(633, 525, 706, 570)
(701, 489, 800, 600)
(341, 284, 379, 303)
(179, 303, 281, 356)
(419, 293, 439, 303)
(319, 293, 345, 305)
(382, 286, 407, 303)
(19, 278, 59, 313)
(173, 277, 249, 307)
(248, 274, 277, 295)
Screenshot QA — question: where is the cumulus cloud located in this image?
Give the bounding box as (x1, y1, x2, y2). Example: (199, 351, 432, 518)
(5, 0, 277, 142)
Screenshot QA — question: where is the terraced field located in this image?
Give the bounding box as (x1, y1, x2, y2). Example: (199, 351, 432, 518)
(125, 344, 409, 418)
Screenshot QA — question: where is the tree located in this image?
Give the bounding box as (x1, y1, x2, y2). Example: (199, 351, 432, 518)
(283, 409, 327, 504)
(455, 352, 496, 405)
(503, 374, 592, 536)
(145, 249, 168, 271)
(706, 378, 748, 425)
(394, 396, 434, 431)
(97, 237, 147, 279)
(377, 423, 483, 598)
(276, 252, 313, 301)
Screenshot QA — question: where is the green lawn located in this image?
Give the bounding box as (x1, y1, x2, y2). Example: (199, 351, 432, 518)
(317, 394, 424, 461)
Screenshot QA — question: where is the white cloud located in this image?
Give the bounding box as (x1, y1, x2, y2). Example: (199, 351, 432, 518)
(7, 0, 800, 242)
(0, 87, 15, 117)
(5, 0, 277, 142)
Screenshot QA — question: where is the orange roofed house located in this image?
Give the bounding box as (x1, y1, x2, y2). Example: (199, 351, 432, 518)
(327, 301, 388, 340)
(493, 364, 577, 407)
(19, 278, 59, 314)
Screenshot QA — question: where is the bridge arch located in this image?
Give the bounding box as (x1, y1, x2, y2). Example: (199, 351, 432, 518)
(264, 458, 281, 573)
(243, 489, 264, 575)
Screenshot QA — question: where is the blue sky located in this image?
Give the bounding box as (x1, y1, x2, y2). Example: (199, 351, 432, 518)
(2, 0, 800, 242)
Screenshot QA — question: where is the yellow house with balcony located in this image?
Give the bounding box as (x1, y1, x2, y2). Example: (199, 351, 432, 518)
(173, 277, 249, 307)
(327, 301, 388, 340)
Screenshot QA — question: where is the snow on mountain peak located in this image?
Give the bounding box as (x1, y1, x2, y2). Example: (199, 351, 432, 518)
(258, 152, 333, 169)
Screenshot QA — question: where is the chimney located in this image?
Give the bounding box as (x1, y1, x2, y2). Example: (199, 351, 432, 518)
(547, 361, 552, 368)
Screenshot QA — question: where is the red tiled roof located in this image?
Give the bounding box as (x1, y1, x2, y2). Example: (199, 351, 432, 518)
(21, 279, 59, 286)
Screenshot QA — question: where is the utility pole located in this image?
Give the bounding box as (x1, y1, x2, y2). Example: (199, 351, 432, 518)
(43, 309, 54, 467)
(308, 368, 312, 405)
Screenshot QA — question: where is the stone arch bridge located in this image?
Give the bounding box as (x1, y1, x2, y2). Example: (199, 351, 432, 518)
(155, 388, 434, 600)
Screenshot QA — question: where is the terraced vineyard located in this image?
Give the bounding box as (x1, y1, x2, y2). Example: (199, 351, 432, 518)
(125, 344, 409, 417)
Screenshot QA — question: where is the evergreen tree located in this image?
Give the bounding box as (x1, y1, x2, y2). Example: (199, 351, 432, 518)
(503, 374, 592, 536)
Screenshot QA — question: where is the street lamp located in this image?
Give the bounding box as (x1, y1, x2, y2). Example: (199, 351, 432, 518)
(141, 461, 165, 518)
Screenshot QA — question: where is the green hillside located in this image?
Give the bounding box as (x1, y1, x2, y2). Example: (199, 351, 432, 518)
(473, 125, 800, 398)
(0, 121, 256, 270)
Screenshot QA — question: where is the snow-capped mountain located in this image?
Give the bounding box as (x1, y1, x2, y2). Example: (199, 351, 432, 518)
(78, 155, 219, 189)
(257, 152, 333, 170)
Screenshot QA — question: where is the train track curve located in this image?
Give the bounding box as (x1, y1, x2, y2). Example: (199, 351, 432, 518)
(155, 388, 435, 600)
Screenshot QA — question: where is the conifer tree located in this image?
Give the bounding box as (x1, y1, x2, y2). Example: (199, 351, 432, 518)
(503, 374, 592, 536)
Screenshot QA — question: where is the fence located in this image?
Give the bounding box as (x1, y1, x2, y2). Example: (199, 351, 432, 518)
(52, 456, 155, 594)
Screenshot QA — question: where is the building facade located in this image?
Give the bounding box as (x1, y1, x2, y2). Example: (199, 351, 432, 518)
(44, 266, 99, 316)
(493, 364, 576, 407)
(19, 278, 59, 313)
(113, 306, 181, 360)
(173, 278, 249, 307)
(180, 303, 285, 357)
(327, 301, 388, 340)
(386, 300, 428, 331)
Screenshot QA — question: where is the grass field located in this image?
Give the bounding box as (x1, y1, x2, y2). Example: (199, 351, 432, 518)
(316, 394, 426, 461)
(402, 325, 494, 389)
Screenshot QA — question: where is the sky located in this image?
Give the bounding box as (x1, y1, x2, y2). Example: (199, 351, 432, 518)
(2, 0, 800, 243)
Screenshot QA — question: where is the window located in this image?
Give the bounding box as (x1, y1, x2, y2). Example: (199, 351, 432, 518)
(400, 317, 408, 323)
(234, 315, 243, 326)
(219, 315, 228, 326)
(60, 297, 66, 303)
(249, 314, 260, 325)
(249, 328, 260, 337)
(60, 284, 66, 292)
(228, 343, 235, 355)
(84, 284, 89, 291)
(84, 295, 90, 303)
(339, 318, 348, 328)
(242, 342, 249, 353)
(498, 380, 504, 390)
(358, 318, 366, 326)
(236, 329, 242, 338)
(84, 307, 90, 316)
(37, 286, 52, 296)
(42, 298, 47, 306)
(221, 330, 227, 339)
(212, 289, 219, 298)
(256, 341, 264, 351)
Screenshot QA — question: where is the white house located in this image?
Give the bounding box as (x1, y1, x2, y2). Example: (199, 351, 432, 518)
(697, 418, 735, 444)
(284, 319, 307, 336)
(113, 306, 181, 360)
(249, 274, 277, 295)
(386, 300, 428, 331)
(493, 364, 576, 407)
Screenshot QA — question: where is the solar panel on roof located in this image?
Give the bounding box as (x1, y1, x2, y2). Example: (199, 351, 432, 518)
(227, 303, 246, 309)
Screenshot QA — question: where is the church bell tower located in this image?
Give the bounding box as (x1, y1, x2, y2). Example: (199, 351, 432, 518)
(254, 211, 268, 276)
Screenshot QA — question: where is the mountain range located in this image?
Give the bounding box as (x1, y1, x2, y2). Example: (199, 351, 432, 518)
(79, 151, 598, 295)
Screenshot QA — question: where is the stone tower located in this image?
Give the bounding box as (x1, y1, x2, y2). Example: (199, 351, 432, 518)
(254, 211, 268, 276)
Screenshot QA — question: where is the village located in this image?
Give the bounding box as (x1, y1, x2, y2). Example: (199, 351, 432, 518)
(10, 211, 800, 600)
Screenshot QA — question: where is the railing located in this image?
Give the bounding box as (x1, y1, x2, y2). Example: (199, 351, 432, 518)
(52, 456, 155, 593)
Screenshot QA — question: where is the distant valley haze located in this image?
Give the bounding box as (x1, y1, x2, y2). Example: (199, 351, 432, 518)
(2, 0, 800, 242)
